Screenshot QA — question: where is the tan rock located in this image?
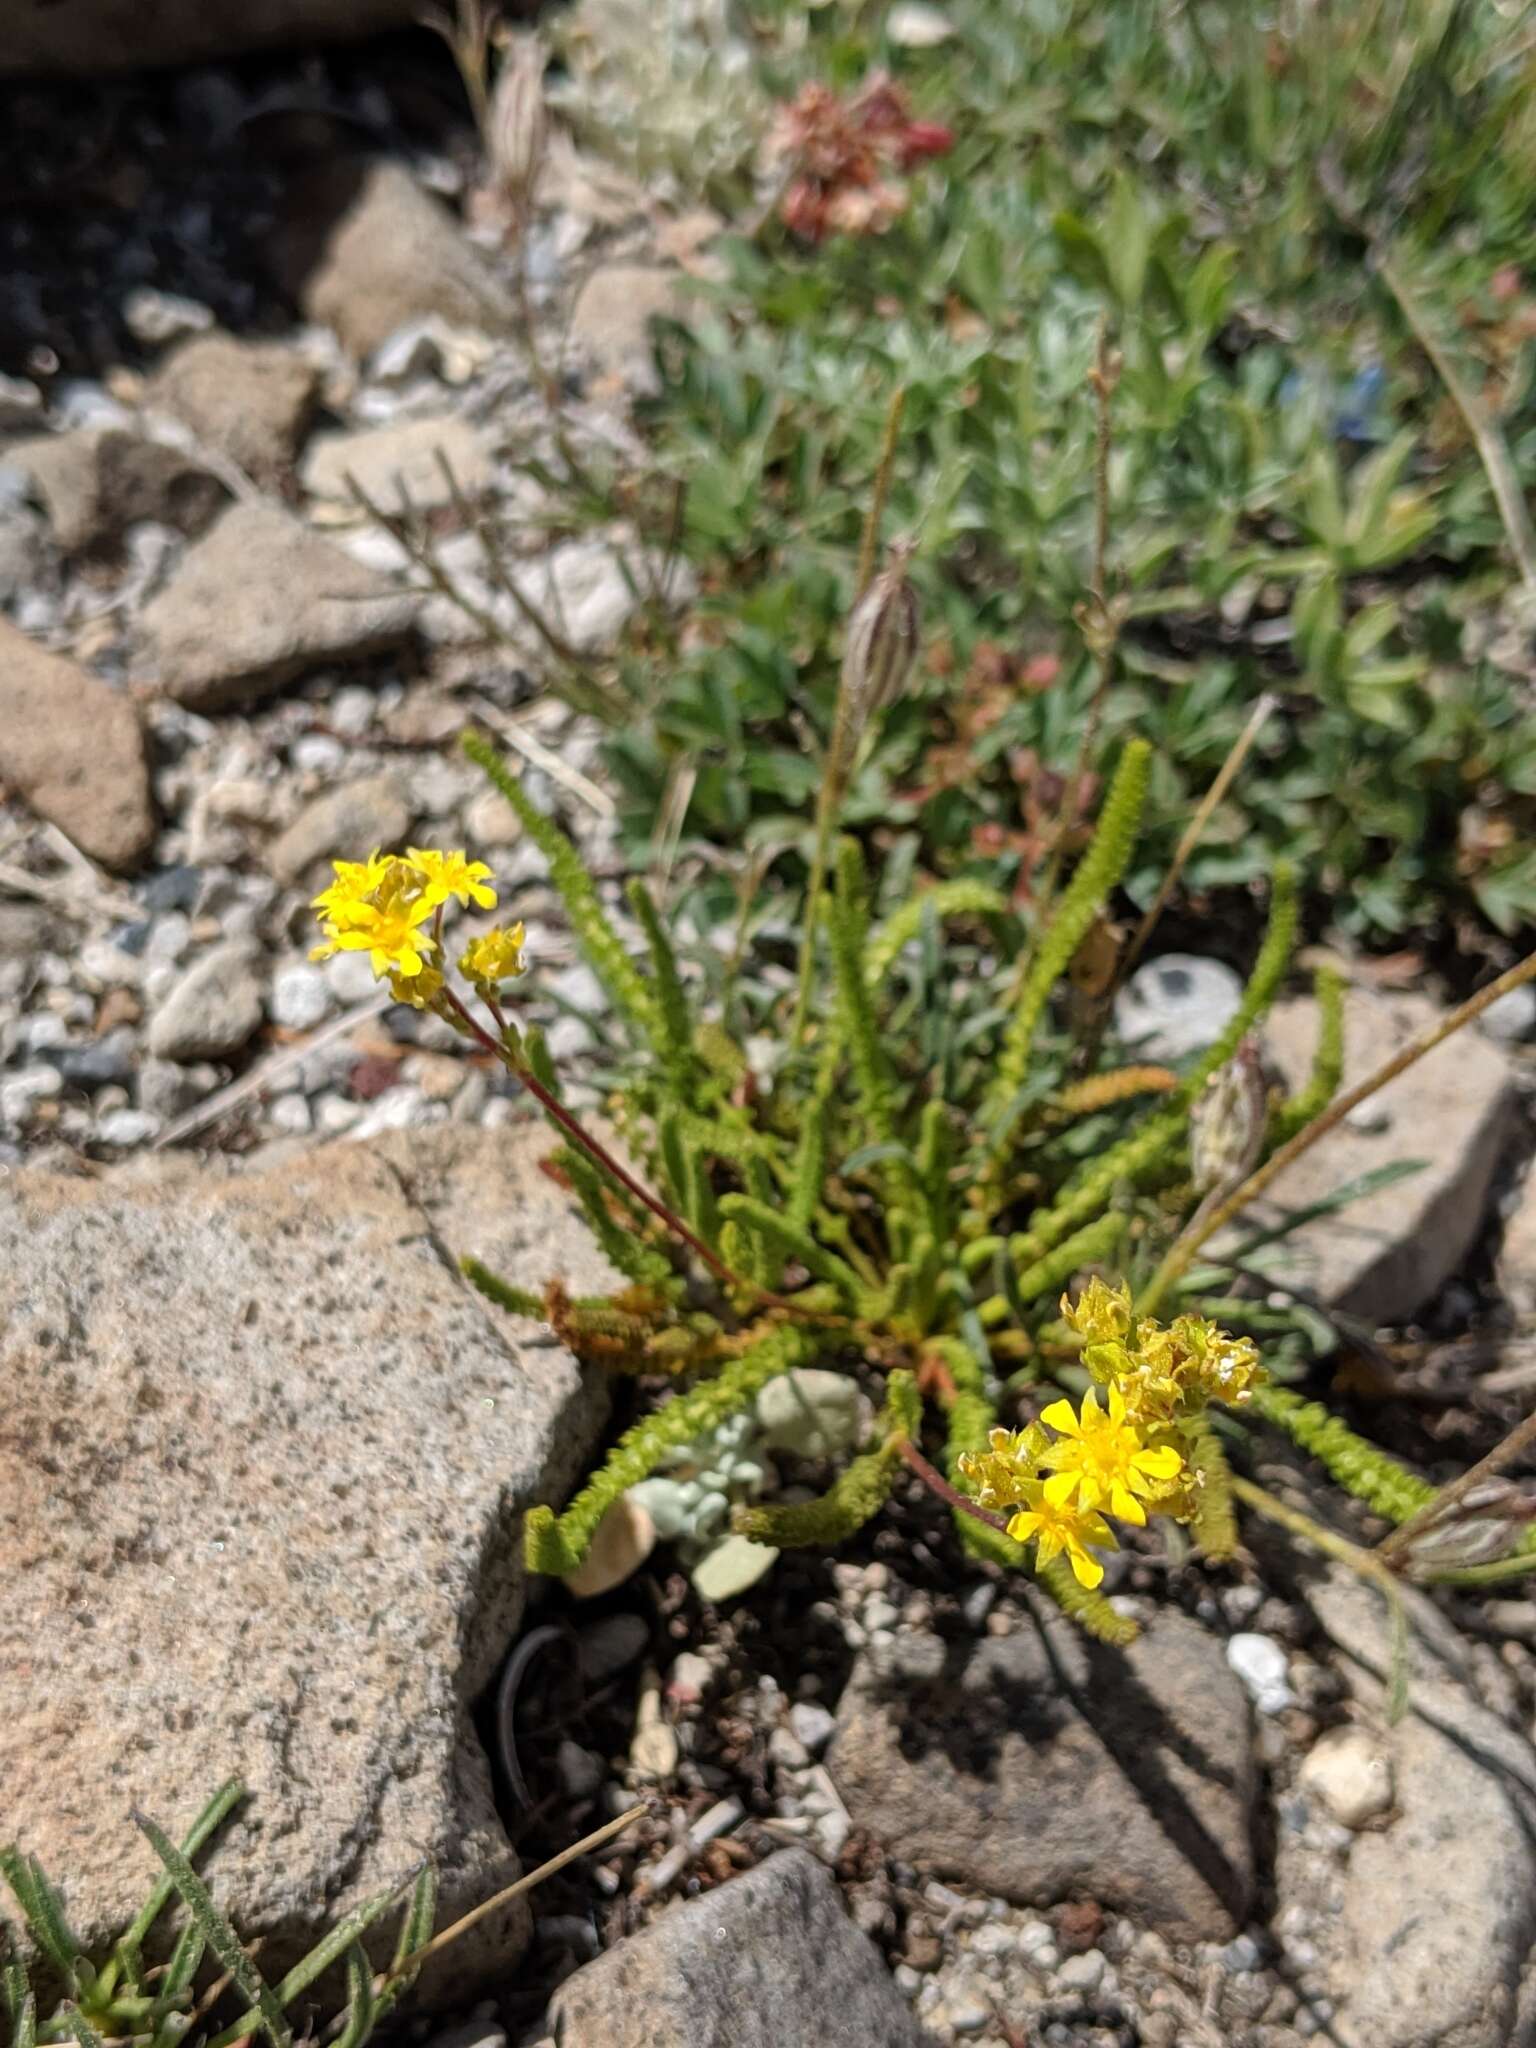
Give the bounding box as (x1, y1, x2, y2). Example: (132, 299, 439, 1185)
(569, 265, 688, 392)
(0, 1125, 611, 1992)
(1245, 988, 1517, 1323)
(0, 617, 154, 868)
(138, 501, 418, 709)
(149, 332, 322, 484)
(266, 771, 414, 884)
(9, 429, 227, 552)
(301, 414, 491, 512)
(267, 159, 516, 359)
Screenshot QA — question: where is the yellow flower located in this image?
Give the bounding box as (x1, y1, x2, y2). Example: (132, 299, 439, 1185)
(310, 850, 396, 926)
(956, 1423, 1050, 1513)
(1135, 1314, 1264, 1411)
(1006, 1481, 1116, 1589)
(388, 963, 444, 1009)
(459, 923, 528, 995)
(1038, 1382, 1185, 1527)
(1060, 1275, 1133, 1346)
(406, 848, 497, 911)
(310, 856, 437, 982)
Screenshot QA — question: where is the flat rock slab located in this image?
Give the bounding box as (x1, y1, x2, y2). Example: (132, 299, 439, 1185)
(301, 415, 491, 512)
(545, 1848, 934, 2047)
(1242, 988, 1517, 1324)
(1286, 1569, 1536, 2048)
(827, 1610, 1255, 1941)
(0, 616, 154, 869)
(0, 1125, 610, 1991)
(139, 500, 418, 709)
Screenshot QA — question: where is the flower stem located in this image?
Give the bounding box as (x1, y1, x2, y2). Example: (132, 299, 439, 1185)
(897, 1436, 1012, 1535)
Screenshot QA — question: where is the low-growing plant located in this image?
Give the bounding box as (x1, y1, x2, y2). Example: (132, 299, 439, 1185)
(298, 656, 1536, 1644)
(0, 1786, 640, 2048)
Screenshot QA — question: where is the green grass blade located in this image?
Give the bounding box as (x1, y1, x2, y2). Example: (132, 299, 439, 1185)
(0, 1855, 80, 1985)
(132, 1811, 290, 2048)
(330, 1946, 376, 2048)
(122, 1779, 246, 1958)
(375, 1864, 436, 2018)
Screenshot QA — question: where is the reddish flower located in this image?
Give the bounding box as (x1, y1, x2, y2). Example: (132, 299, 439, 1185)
(772, 69, 952, 242)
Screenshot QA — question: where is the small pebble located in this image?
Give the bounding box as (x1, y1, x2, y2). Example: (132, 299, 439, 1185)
(268, 1093, 313, 1136)
(1227, 1632, 1296, 1714)
(96, 1108, 162, 1147)
(788, 1700, 836, 1754)
(269, 963, 332, 1033)
(1297, 1723, 1394, 1828)
(1055, 1949, 1105, 1997)
(1220, 1932, 1265, 1974)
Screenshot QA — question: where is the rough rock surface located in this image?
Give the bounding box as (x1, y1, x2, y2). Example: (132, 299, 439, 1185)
(1244, 987, 1517, 1322)
(301, 415, 491, 512)
(147, 942, 265, 1061)
(1, 1, 418, 74)
(148, 333, 322, 484)
(0, 617, 155, 868)
(0, 1124, 610, 1989)
(1288, 1568, 1536, 2048)
(9, 429, 228, 552)
(268, 160, 517, 359)
(545, 1848, 934, 2047)
(568, 265, 688, 392)
(139, 501, 418, 708)
(827, 1610, 1255, 1941)
(267, 772, 414, 885)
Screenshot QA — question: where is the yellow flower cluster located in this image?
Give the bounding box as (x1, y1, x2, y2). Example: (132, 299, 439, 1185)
(310, 847, 497, 1005)
(460, 923, 528, 997)
(957, 1281, 1264, 1589)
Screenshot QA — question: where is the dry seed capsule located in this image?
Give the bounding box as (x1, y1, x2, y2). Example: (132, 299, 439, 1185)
(1400, 1479, 1536, 1579)
(832, 543, 919, 781)
(1189, 1035, 1268, 1194)
(489, 33, 548, 210)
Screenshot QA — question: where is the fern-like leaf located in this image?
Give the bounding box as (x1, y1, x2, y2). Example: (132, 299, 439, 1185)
(1271, 965, 1346, 1143)
(462, 733, 660, 1045)
(627, 878, 693, 1074)
(524, 1326, 813, 1573)
(1186, 1418, 1238, 1562)
(864, 878, 1009, 990)
(1253, 1385, 1437, 1523)
(715, 1194, 862, 1304)
(987, 739, 1151, 1147)
(1035, 1555, 1139, 1644)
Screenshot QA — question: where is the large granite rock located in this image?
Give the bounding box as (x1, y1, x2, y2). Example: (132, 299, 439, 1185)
(0, 1124, 612, 1992)
(138, 501, 417, 709)
(545, 1848, 934, 2048)
(0, 616, 155, 869)
(1281, 1568, 1536, 2048)
(0, 2, 417, 75)
(1244, 987, 1517, 1323)
(827, 1610, 1255, 1941)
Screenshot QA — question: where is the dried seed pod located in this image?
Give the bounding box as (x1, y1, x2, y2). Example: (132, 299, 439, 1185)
(1400, 1479, 1536, 1579)
(1189, 1034, 1268, 1194)
(488, 31, 548, 211)
(831, 542, 919, 783)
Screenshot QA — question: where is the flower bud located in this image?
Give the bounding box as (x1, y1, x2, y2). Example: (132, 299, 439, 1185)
(832, 543, 920, 782)
(488, 32, 547, 210)
(1189, 1035, 1268, 1194)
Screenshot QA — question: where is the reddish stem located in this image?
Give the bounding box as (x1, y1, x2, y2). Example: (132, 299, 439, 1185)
(897, 1437, 1012, 1535)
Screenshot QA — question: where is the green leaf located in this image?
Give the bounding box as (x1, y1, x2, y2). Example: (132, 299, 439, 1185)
(0, 1855, 80, 1986)
(121, 1779, 246, 1960)
(132, 1811, 290, 2048)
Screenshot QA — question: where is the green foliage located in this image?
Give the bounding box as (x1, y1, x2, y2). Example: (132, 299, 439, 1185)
(558, 0, 1536, 949)
(1253, 1385, 1440, 1524)
(523, 1326, 813, 1575)
(1, 1787, 439, 2048)
(469, 731, 1375, 1636)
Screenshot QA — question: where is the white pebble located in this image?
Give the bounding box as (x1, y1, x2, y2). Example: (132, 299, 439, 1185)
(95, 1108, 162, 1147)
(1227, 1632, 1296, 1714)
(1, 1067, 63, 1122)
(788, 1701, 836, 1754)
(1297, 1724, 1394, 1828)
(268, 962, 333, 1033)
(267, 1093, 314, 1136)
